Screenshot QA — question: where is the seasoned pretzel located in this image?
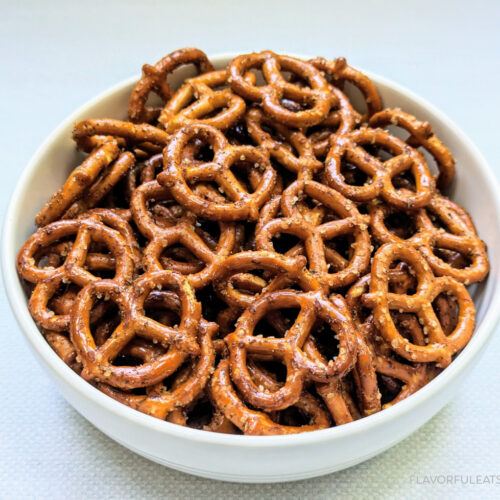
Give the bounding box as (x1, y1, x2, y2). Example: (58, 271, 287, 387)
(325, 127, 435, 209)
(369, 108, 455, 189)
(35, 142, 121, 227)
(128, 47, 214, 124)
(225, 290, 358, 410)
(369, 194, 489, 284)
(131, 180, 237, 288)
(362, 243, 475, 367)
(71, 271, 202, 389)
(17, 216, 135, 331)
(245, 107, 322, 177)
(305, 85, 361, 159)
(159, 70, 246, 133)
(311, 57, 382, 119)
(99, 320, 216, 419)
(158, 123, 276, 221)
(229, 51, 331, 127)
(211, 359, 330, 435)
(256, 179, 371, 291)
(73, 119, 169, 154)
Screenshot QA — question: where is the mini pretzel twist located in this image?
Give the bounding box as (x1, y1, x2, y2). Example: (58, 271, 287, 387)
(369, 108, 455, 189)
(159, 70, 246, 133)
(17, 216, 135, 331)
(369, 194, 489, 284)
(256, 179, 371, 291)
(229, 51, 332, 127)
(211, 359, 330, 435)
(362, 243, 475, 367)
(225, 290, 358, 411)
(325, 127, 435, 210)
(310, 56, 383, 119)
(71, 270, 202, 389)
(245, 107, 322, 178)
(157, 123, 276, 221)
(128, 47, 214, 124)
(131, 180, 238, 288)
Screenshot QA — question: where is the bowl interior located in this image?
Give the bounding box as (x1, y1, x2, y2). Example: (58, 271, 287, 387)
(3, 54, 500, 442)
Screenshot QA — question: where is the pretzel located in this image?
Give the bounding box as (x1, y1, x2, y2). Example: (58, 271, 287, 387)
(225, 290, 358, 411)
(369, 108, 455, 189)
(73, 119, 169, 155)
(245, 107, 322, 177)
(63, 152, 135, 219)
(98, 319, 216, 418)
(71, 270, 202, 389)
(229, 51, 331, 127)
(369, 194, 489, 284)
(131, 180, 238, 288)
(325, 127, 435, 210)
(305, 86, 361, 159)
(256, 179, 371, 291)
(35, 142, 121, 227)
(158, 123, 276, 221)
(159, 70, 246, 133)
(128, 47, 214, 124)
(211, 359, 330, 435)
(311, 57, 382, 119)
(361, 243, 475, 367)
(17, 216, 135, 331)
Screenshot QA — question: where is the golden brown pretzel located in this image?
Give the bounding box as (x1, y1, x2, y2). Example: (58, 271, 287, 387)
(35, 142, 121, 227)
(17, 216, 135, 331)
(159, 70, 246, 133)
(158, 123, 276, 221)
(128, 47, 214, 124)
(362, 243, 475, 367)
(369, 194, 489, 284)
(131, 180, 238, 288)
(229, 51, 331, 127)
(211, 359, 330, 435)
(245, 107, 322, 178)
(369, 108, 455, 189)
(225, 290, 358, 411)
(71, 270, 202, 389)
(310, 56, 382, 119)
(325, 127, 435, 210)
(256, 179, 371, 291)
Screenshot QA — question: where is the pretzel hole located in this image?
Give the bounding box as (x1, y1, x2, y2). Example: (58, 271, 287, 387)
(254, 307, 301, 339)
(432, 293, 458, 336)
(32, 238, 74, 270)
(252, 360, 288, 384)
(392, 312, 426, 346)
(384, 211, 418, 240)
(341, 81, 368, 117)
(185, 396, 219, 430)
(165, 63, 202, 92)
(226, 121, 252, 146)
(271, 232, 302, 254)
(377, 373, 403, 405)
(247, 68, 267, 87)
(274, 405, 312, 426)
(388, 261, 417, 294)
(433, 247, 471, 270)
(340, 162, 369, 186)
(89, 299, 121, 346)
(392, 170, 417, 193)
(144, 300, 181, 328)
(196, 285, 228, 322)
(324, 234, 355, 267)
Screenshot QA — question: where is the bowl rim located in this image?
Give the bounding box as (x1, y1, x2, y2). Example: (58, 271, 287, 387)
(3, 52, 500, 448)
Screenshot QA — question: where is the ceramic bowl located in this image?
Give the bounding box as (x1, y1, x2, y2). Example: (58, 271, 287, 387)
(3, 53, 500, 483)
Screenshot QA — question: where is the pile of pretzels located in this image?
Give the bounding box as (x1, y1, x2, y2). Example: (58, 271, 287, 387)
(17, 48, 489, 435)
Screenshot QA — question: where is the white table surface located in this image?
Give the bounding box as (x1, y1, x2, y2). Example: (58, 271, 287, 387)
(1, 1, 499, 498)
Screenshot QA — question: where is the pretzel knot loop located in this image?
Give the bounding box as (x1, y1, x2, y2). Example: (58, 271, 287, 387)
(17, 216, 135, 331)
(362, 243, 476, 367)
(229, 51, 331, 128)
(131, 180, 237, 288)
(157, 123, 277, 221)
(325, 128, 435, 210)
(225, 290, 358, 411)
(159, 70, 246, 133)
(256, 179, 371, 291)
(71, 271, 202, 389)
(128, 47, 214, 124)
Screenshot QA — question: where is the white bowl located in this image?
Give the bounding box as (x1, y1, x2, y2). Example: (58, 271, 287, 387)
(3, 53, 500, 483)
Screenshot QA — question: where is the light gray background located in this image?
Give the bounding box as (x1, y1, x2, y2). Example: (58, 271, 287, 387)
(1, 1, 499, 498)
